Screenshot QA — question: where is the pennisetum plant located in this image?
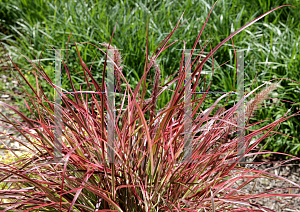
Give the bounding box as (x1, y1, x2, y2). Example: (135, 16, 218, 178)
(0, 2, 300, 211)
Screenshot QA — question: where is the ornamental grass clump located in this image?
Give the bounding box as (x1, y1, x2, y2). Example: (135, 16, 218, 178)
(1, 3, 300, 212)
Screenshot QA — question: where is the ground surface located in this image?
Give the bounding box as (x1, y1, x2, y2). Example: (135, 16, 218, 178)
(235, 156, 300, 212)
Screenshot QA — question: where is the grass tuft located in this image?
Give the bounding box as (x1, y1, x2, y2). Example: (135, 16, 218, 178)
(0, 2, 299, 212)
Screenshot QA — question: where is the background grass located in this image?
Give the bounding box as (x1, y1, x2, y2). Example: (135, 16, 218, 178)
(0, 0, 299, 157)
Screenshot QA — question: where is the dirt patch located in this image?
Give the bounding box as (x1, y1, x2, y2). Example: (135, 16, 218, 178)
(234, 155, 300, 211)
